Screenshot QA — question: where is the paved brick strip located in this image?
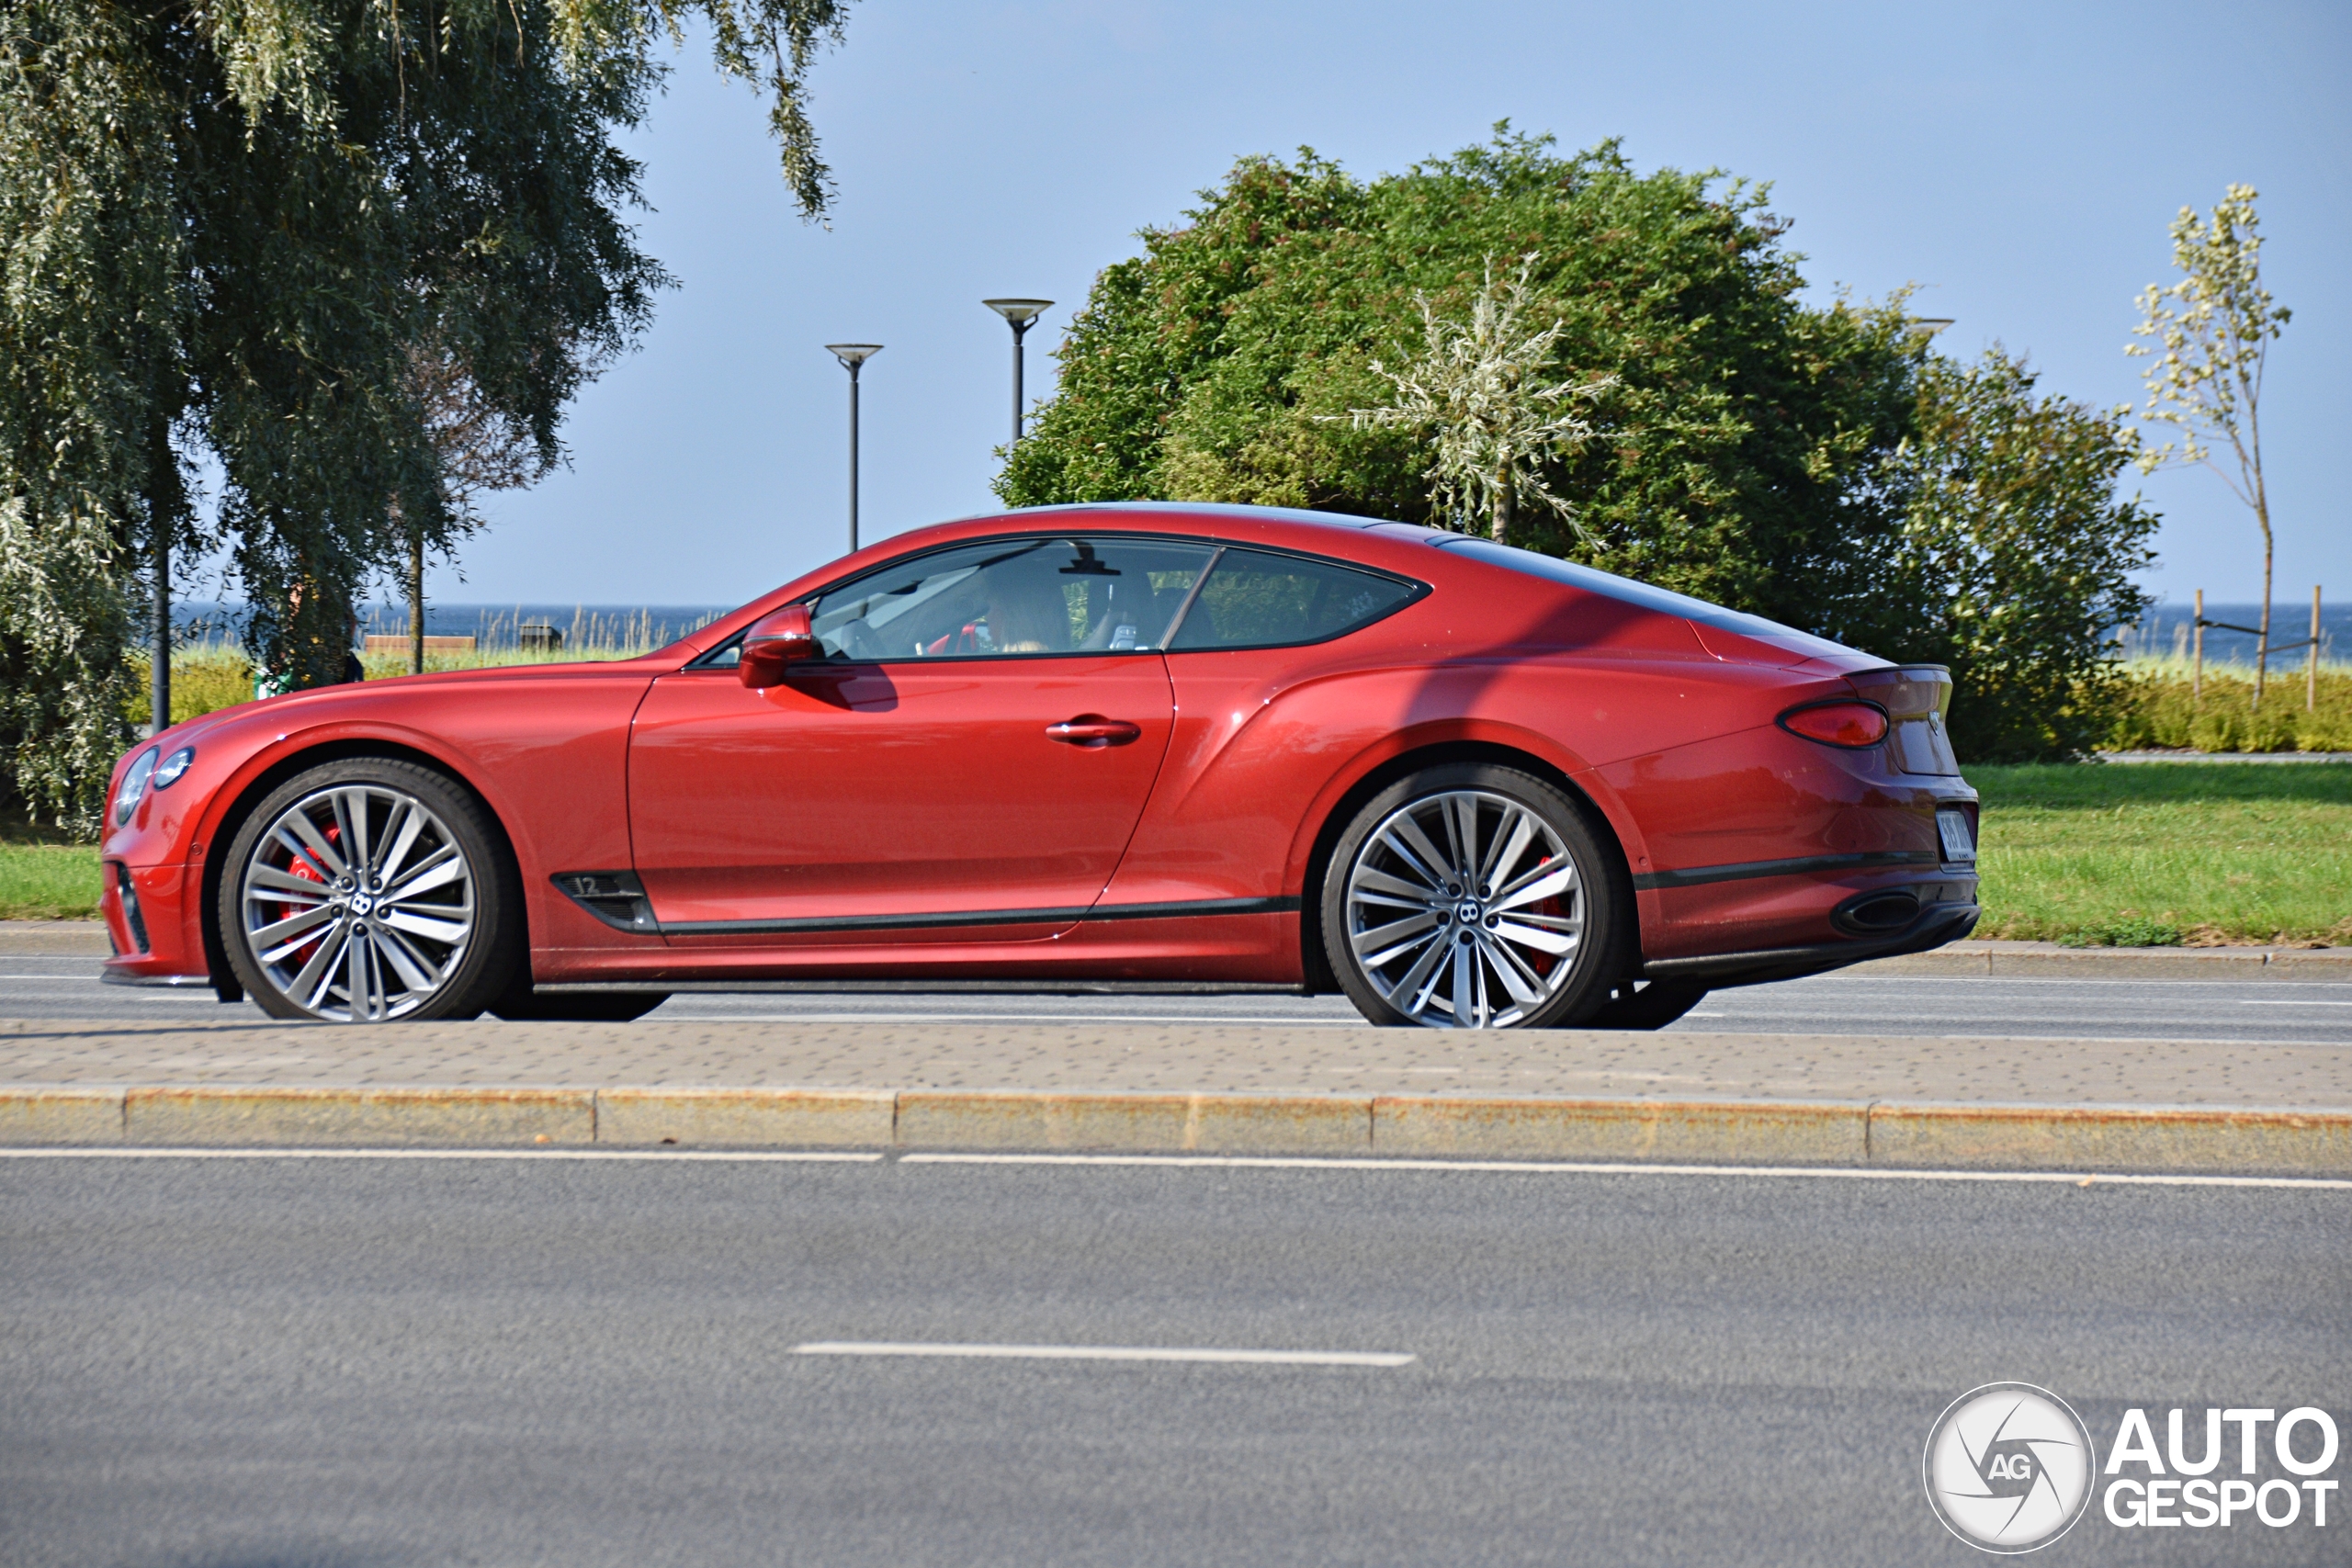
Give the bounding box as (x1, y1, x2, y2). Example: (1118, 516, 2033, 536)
(2, 1015, 2346, 1175)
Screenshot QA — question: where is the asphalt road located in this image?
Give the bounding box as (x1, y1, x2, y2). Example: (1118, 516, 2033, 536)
(7, 949, 2351, 1043)
(2, 1154, 2344, 1566)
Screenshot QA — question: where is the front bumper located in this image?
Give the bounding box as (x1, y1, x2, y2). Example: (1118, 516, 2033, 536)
(98, 858, 207, 982)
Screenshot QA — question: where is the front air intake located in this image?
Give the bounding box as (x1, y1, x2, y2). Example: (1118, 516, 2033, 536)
(115, 862, 151, 953)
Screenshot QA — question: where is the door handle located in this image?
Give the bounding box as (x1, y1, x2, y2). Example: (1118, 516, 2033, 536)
(1046, 716, 1143, 748)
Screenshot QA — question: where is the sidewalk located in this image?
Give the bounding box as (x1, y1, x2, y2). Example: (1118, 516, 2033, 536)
(4, 1014, 2346, 1175)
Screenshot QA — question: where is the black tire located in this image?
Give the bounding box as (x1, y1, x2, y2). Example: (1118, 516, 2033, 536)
(218, 758, 522, 1021)
(1321, 762, 1629, 1029)
(489, 987, 670, 1022)
(1579, 978, 1710, 1031)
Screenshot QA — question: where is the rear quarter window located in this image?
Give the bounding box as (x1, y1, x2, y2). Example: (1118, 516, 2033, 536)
(1170, 547, 1424, 651)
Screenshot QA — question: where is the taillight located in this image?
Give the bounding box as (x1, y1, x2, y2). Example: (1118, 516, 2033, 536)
(1779, 700, 1889, 749)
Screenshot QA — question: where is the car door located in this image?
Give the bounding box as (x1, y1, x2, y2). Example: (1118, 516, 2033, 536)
(628, 534, 1218, 940)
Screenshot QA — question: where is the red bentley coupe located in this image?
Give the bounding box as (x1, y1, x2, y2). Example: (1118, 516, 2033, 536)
(98, 502, 1979, 1029)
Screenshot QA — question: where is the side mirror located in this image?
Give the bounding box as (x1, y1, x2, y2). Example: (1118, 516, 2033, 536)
(739, 604, 818, 687)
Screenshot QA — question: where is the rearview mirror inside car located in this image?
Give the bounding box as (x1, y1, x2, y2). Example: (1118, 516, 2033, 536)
(740, 604, 818, 687)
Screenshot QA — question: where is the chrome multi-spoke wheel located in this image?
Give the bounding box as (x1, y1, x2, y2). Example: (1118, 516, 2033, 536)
(221, 761, 514, 1022)
(1324, 766, 1623, 1030)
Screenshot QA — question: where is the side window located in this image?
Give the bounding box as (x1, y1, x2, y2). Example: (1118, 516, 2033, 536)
(806, 536, 1218, 661)
(1169, 547, 1422, 650)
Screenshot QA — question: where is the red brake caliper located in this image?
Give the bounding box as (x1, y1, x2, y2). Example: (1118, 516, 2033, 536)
(268, 823, 338, 968)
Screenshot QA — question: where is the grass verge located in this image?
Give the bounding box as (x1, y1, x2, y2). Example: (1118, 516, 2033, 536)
(0, 804, 99, 919)
(1973, 762, 2352, 945)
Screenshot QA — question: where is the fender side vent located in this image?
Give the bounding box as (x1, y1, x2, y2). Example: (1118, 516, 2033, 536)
(552, 871, 661, 934)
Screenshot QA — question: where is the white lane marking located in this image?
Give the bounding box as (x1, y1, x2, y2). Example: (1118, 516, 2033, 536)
(898, 1153, 2352, 1190)
(2240, 999, 2352, 1007)
(0, 1147, 883, 1163)
(0, 1149, 2340, 1190)
(794, 1341, 1414, 1368)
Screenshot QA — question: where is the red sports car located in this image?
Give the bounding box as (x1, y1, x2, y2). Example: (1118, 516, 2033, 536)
(97, 502, 1979, 1029)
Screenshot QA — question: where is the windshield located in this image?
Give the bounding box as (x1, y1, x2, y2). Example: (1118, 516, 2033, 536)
(1431, 537, 1860, 660)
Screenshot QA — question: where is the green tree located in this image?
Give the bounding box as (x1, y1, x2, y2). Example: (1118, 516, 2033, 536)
(0, 0, 853, 832)
(1873, 351, 2158, 761)
(2127, 185, 2290, 706)
(1003, 129, 2162, 763)
(998, 129, 1923, 643)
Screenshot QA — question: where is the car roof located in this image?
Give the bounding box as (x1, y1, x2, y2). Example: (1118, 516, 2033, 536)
(965, 500, 1407, 532)
(673, 502, 1869, 672)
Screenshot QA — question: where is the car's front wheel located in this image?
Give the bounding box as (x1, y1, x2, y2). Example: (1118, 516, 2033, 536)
(219, 759, 520, 1022)
(1322, 763, 1626, 1029)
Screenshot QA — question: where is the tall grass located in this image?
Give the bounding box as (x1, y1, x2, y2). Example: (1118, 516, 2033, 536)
(2108, 658, 2352, 753)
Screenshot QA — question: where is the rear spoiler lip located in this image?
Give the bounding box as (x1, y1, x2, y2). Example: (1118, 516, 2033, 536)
(1846, 662, 1953, 721)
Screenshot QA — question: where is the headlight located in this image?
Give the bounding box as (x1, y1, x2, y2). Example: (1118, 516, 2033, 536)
(152, 745, 196, 790)
(113, 747, 158, 827)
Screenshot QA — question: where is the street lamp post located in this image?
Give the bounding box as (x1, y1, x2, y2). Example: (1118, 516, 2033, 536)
(825, 344, 882, 553)
(982, 299, 1053, 446)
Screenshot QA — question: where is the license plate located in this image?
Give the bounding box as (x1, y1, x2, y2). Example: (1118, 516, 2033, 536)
(1937, 807, 1976, 863)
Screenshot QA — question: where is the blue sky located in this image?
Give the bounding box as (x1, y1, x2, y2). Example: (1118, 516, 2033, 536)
(415, 0, 2345, 612)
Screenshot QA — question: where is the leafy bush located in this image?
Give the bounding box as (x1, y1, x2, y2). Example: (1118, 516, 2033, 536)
(1863, 353, 2158, 762)
(126, 649, 258, 727)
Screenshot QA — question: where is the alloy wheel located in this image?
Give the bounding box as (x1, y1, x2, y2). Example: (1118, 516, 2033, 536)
(1341, 788, 1587, 1028)
(236, 783, 478, 1021)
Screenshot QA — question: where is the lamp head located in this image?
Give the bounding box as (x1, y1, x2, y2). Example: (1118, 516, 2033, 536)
(982, 299, 1053, 327)
(825, 343, 883, 369)
(1905, 318, 1955, 336)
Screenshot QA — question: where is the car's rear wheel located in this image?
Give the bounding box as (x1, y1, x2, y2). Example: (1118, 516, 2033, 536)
(220, 759, 520, 1022)
(1322, 763, 1625, 1029)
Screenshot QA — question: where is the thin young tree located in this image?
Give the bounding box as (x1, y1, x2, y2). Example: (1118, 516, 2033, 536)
(1341, 255, 1613, 545)
(397, 344, 557, 674)
(2127, 185, 2291, 706)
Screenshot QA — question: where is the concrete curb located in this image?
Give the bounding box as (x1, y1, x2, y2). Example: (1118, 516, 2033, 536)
(1853, 942, 2352, 979)
(4, 1083, 2346, 1174)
